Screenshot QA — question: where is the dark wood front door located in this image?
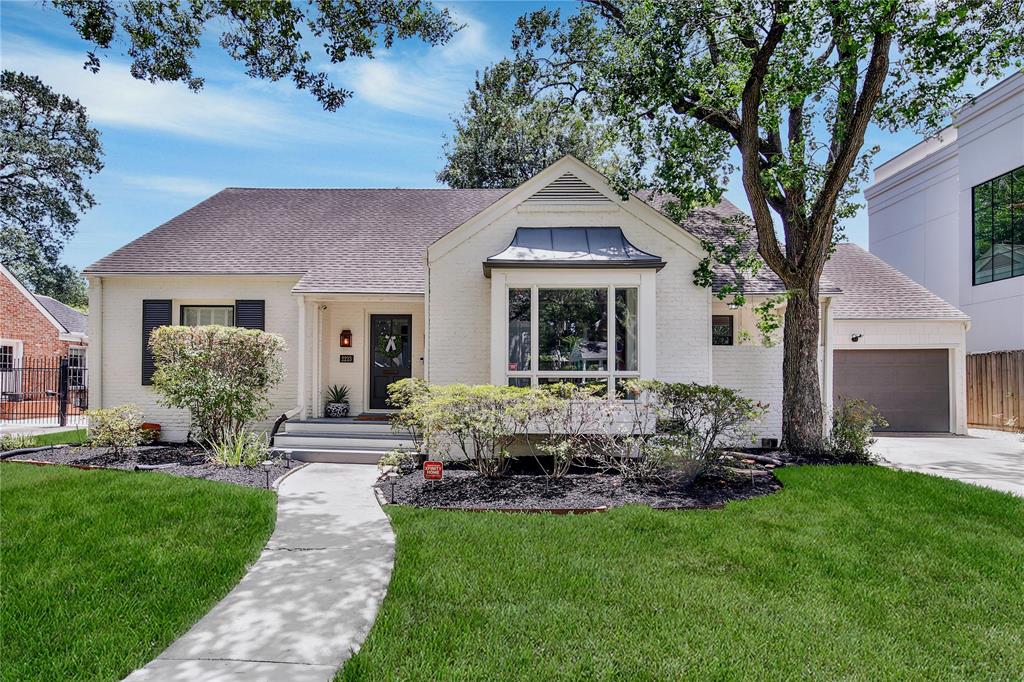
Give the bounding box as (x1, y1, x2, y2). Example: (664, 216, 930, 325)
(369, 314, 412, 410)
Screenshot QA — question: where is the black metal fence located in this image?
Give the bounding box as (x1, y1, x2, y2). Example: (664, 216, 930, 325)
(0, 356, 88, 426)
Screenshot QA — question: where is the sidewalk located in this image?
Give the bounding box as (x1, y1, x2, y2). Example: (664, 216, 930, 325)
(124, 463, 394, 681)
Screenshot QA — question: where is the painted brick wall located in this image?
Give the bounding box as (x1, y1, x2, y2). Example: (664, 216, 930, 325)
(91, 275, 300, 442)
(712, 345, 784, 443)
(427, 200, 712, 385)
(0, 273, 82, 359)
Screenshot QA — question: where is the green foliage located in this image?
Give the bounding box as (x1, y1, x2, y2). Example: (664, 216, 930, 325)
(49, 0, 457, 111)
(439, 59, 613, 189)
(828, 398, 889, 464)
(209, 431, 269, 468)
(526, 381, 609, 478)
(387, 377, 430, 449)
(0, 71, 102, 297)
(394, 383, 535, 478)
(85, 404, 152, 455)
(599, 380, 766, 482)
(0, 434, 35, 451)
(148, 325, 286, 445)
(1, 463, 274, 682)
(377, 448, 417, 474)
(325, 384, 350, 403)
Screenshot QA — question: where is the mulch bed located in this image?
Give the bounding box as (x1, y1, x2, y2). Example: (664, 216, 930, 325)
(5, 444, 294, 489)
(377, 466, 782, 511)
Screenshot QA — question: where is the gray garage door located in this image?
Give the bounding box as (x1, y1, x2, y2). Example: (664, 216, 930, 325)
(833, 349, 950, 432)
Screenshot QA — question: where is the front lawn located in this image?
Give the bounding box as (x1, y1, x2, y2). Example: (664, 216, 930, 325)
(0, 463, 275, 682)
(342, 466, 1024, 680)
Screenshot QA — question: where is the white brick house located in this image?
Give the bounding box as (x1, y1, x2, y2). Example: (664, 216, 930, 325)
(85, 156, 970, 452)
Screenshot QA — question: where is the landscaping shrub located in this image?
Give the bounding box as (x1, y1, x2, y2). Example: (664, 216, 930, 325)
(209, 431, 269, 467)
(402, 383, 534, 477)
(597, 381, 766, 482)
(377, 447, 417, 474)
(829, 398, 888, 463)
(148, 325, 285, 445)
(387, 377, 431, 450)
(85, 405, 152, 455)
(526, 382, 608, 478)
(0, 434, 35, 451)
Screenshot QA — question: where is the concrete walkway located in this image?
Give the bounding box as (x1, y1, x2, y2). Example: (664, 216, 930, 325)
(125, 463, 394, 681)
(875, 429, 1024, 497)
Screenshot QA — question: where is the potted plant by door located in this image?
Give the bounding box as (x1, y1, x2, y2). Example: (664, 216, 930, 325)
(325, 385, 351, 418)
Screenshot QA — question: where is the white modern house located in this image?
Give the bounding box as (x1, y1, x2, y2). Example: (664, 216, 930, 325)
(865, 71, 1024, 353)
(85, 156, 970, 458)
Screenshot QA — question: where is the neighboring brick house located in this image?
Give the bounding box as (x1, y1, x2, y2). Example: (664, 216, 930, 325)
(1, 263, 88, 371)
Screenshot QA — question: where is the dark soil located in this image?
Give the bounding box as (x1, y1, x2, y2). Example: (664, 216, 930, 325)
(6, 444, 295, 489)
(378, 466, 782, 511)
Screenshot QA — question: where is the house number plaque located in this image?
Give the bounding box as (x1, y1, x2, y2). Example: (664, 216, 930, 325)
(339, 354, 354, 363)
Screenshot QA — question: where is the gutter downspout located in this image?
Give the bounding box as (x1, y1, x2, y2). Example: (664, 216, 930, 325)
(296, 294, 306, 419)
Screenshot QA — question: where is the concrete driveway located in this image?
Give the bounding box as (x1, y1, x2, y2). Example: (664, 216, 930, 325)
(874, 429, 1023, 497)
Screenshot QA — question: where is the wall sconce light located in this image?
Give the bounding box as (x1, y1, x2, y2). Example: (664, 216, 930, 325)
(340, 329, 352, 347)
(851, 333, 862, 342)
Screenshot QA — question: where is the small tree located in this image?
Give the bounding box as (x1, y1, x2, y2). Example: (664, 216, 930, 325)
(149, 325, 285, 445)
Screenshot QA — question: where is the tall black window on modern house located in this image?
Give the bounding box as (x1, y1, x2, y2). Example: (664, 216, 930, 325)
(973, 164, 1024, 285)
(142, 300, 172, 385)
(712, 315, 734, 346)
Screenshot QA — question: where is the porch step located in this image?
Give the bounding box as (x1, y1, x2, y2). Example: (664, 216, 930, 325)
(283, 418, 402, 435)
(273, 431, 414, 450)
(273, 447, 393, 465)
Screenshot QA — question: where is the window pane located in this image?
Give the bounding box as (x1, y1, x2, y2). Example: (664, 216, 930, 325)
(615, 288, 638, 371)
(974, 182, 993, 284)
(0, 345, 12, 370)
(537, 377, 607, 397)
(508, 377, 532, 388)
(538, 288, 607, 371)
(712, 315, 734, 346)
(183, 306, 234, 326)
(993, 173, 1013, 281)
(508, 288, 531, 371)
(1015, 168, 1024, 278)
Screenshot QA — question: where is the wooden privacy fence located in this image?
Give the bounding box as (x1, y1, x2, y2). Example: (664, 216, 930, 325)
(967, 350, 1024, 429)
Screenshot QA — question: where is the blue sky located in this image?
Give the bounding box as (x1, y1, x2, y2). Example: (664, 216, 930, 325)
(0, 1, 969, 271)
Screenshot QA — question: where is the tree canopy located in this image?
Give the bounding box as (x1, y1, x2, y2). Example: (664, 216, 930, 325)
(1, 70, 100, 308)
(448, 0, 1024, 453)
(49, 0, 458, 111)
(439, 59, 611, 189)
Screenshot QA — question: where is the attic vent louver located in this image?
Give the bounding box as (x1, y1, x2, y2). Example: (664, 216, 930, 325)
(525, 173, 611, 203)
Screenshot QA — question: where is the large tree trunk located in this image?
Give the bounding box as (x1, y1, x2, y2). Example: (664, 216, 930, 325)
(781, 289, 825, 455)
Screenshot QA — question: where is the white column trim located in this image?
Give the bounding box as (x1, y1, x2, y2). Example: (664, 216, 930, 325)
(87, 276, 103, 409)
(489, 272, 507, 385)
(296, 295, 306, 418)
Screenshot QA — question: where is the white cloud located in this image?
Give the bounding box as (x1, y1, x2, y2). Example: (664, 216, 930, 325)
(347, 6, 499, 120)
(117, 174, 224, 198)
(2, 36, 300, 144)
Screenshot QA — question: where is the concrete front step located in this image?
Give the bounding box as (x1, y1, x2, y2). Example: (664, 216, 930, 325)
(283, 418, 403, 435)
(274, 447, 393, 465)
(274, 431, 414, 450)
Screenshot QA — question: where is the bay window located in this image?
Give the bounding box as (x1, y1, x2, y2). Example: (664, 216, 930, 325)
(505, 285, 640, 395)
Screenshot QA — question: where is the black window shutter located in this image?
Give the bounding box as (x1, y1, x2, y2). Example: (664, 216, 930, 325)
(142, 299, 172, 385)
(235, 300, 265, 330)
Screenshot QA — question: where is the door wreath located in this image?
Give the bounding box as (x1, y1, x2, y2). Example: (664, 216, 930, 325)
(376, 333, 403, 359)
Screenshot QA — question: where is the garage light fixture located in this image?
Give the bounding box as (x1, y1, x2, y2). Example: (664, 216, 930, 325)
(851, 333, 862, 342)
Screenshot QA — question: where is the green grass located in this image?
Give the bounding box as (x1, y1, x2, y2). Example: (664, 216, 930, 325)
(28, 428, 89, 446)
(341, 466, 1024, 681)
(0, 463, 275, 682)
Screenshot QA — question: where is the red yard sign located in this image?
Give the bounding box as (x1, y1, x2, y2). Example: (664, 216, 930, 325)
(423, 461, 443, 481)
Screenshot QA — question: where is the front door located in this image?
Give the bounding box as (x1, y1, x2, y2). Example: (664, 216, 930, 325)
(369, 314, 412, 410)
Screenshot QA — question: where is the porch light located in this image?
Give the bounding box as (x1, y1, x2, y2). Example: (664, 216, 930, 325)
(340, 329, 352, 347)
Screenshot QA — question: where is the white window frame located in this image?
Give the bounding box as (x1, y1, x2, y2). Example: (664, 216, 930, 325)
(180, 305, 235, 327)
(67, 346, 87, 388)
(490, 268, 657, 397)
(0, 339, 24, 401)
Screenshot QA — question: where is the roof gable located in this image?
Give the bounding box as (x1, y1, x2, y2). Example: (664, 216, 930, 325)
(0, 263, 75, 336)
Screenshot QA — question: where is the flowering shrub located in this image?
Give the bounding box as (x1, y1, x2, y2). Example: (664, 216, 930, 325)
(86, 404, 152, 455)
(149, 325, 285, 445)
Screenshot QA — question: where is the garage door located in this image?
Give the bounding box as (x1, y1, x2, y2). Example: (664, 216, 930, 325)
(833, 349, 950, 432)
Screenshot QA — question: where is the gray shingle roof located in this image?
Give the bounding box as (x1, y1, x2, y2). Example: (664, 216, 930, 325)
(85, 188, 512, 294)
(35, 295, 88, 334)
(824, 244, 969, 320)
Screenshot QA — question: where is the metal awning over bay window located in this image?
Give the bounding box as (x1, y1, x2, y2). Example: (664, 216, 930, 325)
(486, 227, 660, 395)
